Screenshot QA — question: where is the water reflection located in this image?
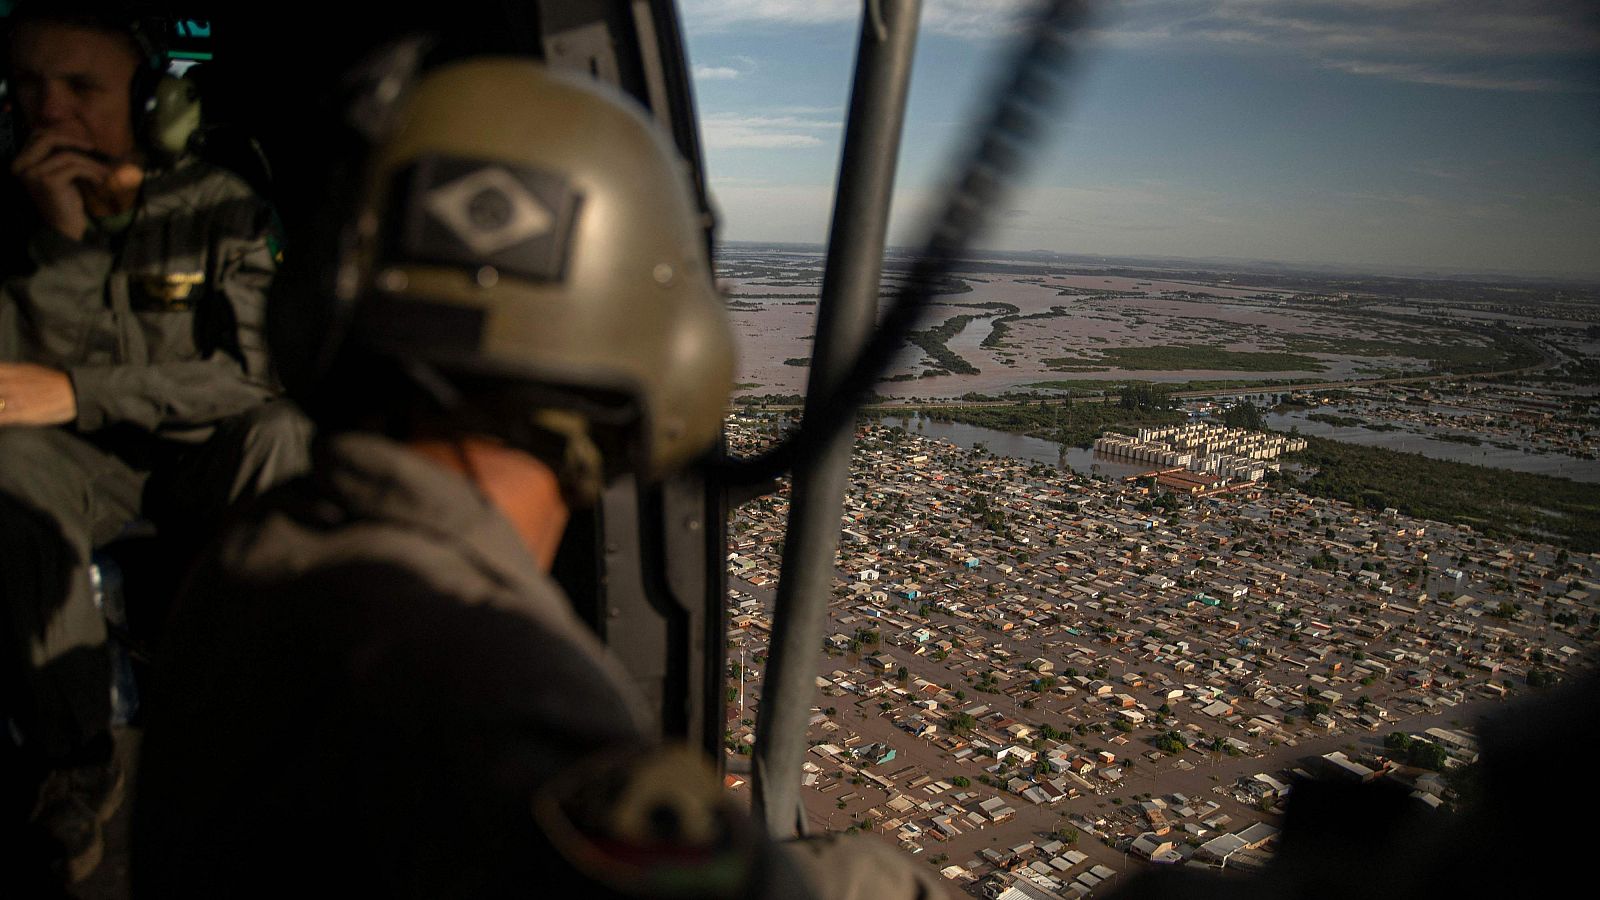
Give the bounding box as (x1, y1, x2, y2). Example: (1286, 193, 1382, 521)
(895, 416, 1151, 479)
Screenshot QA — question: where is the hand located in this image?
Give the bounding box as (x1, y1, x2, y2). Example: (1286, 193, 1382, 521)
(0, 363, 78, 426)
(10, 130, 125, 241)
(81, 162, 145, 220)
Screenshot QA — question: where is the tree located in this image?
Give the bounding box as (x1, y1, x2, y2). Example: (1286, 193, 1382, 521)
(1384, 731, 1414, 751)
(1407, 739, 1448, 771)
(950, 776, 971, 788)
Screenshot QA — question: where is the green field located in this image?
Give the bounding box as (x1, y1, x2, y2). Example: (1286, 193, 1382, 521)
(1046, 345, 1329, 373)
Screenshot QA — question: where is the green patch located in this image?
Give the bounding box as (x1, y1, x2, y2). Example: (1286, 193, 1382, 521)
(1289, 437, 1600, 552)
(1065, 345, 1329, 373)
(1025, 377, 1315, 394)
(905, 313, 983, 375)
(898, 401, 1186, 449)
(1041, 363, 1111, 372)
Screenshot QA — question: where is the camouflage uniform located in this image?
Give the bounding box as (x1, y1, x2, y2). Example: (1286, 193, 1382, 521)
(0, 157, 310, 761)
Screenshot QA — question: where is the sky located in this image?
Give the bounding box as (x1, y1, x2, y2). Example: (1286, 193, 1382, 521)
(679, 1, 1600, 279)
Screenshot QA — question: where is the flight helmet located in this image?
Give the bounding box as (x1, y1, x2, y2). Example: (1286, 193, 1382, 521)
(333, 57, 734, 491)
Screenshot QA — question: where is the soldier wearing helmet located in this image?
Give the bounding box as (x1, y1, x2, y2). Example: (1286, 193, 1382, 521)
(133, 55, 945, 900)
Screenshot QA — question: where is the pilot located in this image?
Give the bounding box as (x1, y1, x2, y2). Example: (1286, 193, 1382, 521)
(134, 54, 945, 899)
(0, 1, 308, 883)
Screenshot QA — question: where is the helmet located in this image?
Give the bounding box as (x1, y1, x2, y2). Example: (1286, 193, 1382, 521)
(337, 57, 733, 482)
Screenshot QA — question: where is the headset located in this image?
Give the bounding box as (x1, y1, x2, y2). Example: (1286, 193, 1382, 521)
(0, 3, 200, 166)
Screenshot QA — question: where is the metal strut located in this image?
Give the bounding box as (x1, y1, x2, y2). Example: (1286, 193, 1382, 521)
(752, 0, 924, 838)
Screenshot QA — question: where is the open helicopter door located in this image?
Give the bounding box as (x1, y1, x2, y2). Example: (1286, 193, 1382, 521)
(545, 0, 928, 788)
(520, 1, 730, 763)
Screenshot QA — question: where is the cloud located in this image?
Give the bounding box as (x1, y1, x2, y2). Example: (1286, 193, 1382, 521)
(693, 54, 759, 82)
(1319, 58, 1586, 92)
(682, 2, 1598, 91)
(700, 113, 840, 149)
(681, 0, 1032, 37)
(1100, 0, 1600, 92)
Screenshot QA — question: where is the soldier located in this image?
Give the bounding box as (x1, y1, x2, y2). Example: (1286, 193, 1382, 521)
(0, 1, 309, 882)
(135, 54, 946, 899)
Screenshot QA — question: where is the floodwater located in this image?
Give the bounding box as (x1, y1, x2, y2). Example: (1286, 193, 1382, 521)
(1367, 304, 1592, 330)
(882, 416, 1154, 480)
(868, 408, 1599, 488)
(724, 271, 1426, 398)
(1265, 409, 1600, 483)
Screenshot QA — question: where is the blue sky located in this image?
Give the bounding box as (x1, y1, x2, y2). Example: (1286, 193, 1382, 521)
(680, 1, 1600, 278)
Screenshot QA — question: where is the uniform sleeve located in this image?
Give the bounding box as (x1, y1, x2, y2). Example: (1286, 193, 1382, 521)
(0, 229, 117, 364)
(68, 179, 283, 433)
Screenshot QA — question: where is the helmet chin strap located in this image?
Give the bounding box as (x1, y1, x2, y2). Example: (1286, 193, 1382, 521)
(530, 408, 604, 509)
(398, 358, 604, 508)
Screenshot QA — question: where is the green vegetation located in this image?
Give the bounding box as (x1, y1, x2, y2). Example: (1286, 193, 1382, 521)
(983, 305, 1071, 350)
(947, 301, 1020, 315)
(1280, 328, 1542, 374)
(1289, 436, 1600, 552)
(1049, 345, 1329, 373)
(917, 400, 1185, 448)
(1026, 377, 1317, 394)
(1307, 413, 1365, 428)
(782, 357, 810, 367)
(905, 313, 983, 375)
(1219, 401, 1266, 430)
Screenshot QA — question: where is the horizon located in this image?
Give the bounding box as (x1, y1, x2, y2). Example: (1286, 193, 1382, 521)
(713, 238, 1600, 286)
(682, 1, 1600, 282)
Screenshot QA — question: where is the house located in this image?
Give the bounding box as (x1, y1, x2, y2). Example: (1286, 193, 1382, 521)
(997, 745, 1037, 766)
(1131, 832, 1182, 863)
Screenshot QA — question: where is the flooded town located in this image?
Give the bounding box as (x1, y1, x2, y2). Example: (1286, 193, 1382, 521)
(721, 409, 1599, 899)
(713, 245, 1599, 897)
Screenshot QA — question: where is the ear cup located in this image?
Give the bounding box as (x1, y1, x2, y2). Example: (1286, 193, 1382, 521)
(125, 17, 199, 163)
(144, 73, 200, 161)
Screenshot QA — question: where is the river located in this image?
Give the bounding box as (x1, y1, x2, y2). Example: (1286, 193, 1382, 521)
(1264, 409, 1600, 483)
(878, 415, 1154, 480)
(865, 409, 1599, 488)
